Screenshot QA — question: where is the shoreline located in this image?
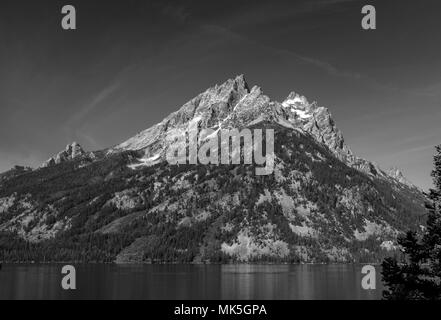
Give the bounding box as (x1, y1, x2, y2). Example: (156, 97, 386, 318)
(0, 261, 383, 266)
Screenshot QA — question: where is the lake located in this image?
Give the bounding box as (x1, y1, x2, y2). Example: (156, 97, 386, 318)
(0, 264, 384, 300)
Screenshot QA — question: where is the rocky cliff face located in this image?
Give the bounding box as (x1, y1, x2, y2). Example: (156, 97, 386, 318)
(0, 75, 426, 263)
(113, 75, 252, 155)
(281, 92, 410, 186)
(387, 167, 415, 188)
(41, 142, 89, 168)
(282, 92, 351, 160)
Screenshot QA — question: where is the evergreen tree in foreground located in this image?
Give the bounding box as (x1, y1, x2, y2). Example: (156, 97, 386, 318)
(382, 145, 441, 299)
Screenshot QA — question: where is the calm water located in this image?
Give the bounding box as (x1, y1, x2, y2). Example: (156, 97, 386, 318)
(0, 264, 383, 300)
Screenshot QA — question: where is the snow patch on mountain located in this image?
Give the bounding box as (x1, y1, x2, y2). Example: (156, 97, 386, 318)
(128, 153, 161, 169)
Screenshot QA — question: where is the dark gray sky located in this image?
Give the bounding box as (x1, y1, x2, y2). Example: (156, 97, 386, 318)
(0, 0, 440, 189)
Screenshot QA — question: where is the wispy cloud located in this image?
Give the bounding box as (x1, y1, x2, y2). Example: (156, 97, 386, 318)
(65, 82, 121, 127)
(62, 81, 121, 148)
(202, 24, 364, 81)
(153, 1, 191, 23)
(221, 0, 361, 30)
(311, 0, 360, 5)
(398, 131, 441, 146)
(304, 0, 361, 11)
(277, 47, 364, 80)
(413, 80, 441, 97)
(76, 131, 101, 150)
(383, 144, 438, 159)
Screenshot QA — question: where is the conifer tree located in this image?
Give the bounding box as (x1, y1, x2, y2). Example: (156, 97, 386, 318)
(382, 145, 441, 300)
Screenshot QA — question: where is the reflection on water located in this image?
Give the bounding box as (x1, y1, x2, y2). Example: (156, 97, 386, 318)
(0, 264, 383, 300)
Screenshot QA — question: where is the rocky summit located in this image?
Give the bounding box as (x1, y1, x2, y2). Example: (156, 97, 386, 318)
(41, 142, 90, 168)
(0, 75, 426, 263)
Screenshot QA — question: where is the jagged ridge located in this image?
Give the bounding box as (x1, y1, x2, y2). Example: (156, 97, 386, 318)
(112, 75, 415, 188)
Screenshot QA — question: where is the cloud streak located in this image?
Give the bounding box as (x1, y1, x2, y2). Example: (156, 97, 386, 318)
(65, 82, 121, 127)
(202, 24, 364, 81)
(383, 144, 437, 159)
(153, 1, 191, 23)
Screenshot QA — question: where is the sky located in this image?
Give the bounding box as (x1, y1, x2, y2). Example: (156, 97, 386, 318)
(0, 0, 440, 190)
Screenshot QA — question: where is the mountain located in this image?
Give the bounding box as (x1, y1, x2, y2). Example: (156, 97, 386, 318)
(0, 75, 426, 263)
(0, 166, 32, 183)
(41, 142, 92, 168)
(112, 75, 416, 188)
(387, 167, 415, 188)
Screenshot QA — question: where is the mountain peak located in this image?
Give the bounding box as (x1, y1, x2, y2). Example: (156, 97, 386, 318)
(283, 92, 309, 107)
(111, 75, 418, 188)
(114, 75, 253, 151)
(41, 142, 87, 168)
(387, 167, 415, 188)
(230, 74, 249, 90)
(65, 141, 82, 153)
(210, 74, 250, 99)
